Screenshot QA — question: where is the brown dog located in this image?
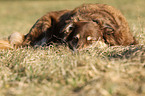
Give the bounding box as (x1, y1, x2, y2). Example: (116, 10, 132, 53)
(0, 4, 138, 50)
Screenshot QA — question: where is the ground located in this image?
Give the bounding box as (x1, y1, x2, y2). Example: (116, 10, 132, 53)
(0, 0, 145, 96)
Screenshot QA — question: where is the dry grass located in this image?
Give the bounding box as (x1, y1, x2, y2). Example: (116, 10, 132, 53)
(0, 0, 145, 96)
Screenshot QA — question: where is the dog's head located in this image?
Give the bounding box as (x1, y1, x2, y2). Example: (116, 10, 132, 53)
(60, 21, 103, 50)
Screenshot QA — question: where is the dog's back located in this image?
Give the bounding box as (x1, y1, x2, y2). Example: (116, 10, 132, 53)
(69, 4, 137, 46)
(0, 4, 138, 50)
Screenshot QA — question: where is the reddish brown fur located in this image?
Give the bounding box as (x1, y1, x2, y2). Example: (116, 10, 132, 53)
(63, 4, 137, 47)
(0, 4, 138, 50)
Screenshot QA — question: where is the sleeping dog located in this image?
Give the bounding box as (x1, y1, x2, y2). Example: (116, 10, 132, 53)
(0, 4, 138, 50)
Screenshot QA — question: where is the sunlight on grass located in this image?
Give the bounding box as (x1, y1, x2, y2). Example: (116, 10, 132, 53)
(0, 0, 145, 96)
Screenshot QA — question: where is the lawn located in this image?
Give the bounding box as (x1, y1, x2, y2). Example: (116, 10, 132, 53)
(0, 0, 145, 96)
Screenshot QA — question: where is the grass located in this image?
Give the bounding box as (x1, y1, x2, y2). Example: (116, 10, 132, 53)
(0, 0, 145, 96)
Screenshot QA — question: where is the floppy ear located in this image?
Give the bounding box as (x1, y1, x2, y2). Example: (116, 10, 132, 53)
(93, 19, 118, 45)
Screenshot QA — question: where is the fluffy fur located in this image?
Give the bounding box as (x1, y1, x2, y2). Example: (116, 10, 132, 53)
(0, 40, 13, 49)
(0, 32, 24, 49)
(0, 4, 138, 50)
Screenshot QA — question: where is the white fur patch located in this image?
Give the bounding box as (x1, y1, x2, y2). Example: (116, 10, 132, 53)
(87, 36, 92, 41)
(9, 32, 23, 46)
(87, 36, 97, 41)
(76, 34, 80, 39)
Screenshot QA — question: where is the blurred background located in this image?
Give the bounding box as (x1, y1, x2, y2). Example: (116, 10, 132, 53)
(0, 1, 145, 96)
(0, 0, 145, 44)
